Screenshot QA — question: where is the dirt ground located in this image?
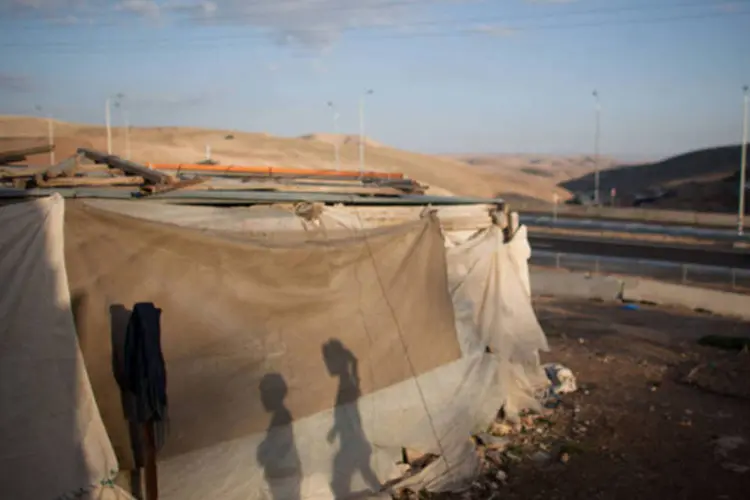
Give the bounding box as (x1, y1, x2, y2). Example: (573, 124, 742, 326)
(514, 298, 750, 499)
(401, 297, 750, 500)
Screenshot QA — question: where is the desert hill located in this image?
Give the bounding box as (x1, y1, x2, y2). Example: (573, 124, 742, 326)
(447, 153, 617, 203)
(560, 144, 748, 212)
(0, 115, 588, 201)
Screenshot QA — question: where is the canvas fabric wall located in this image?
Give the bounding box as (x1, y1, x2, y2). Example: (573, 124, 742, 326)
(0, 195, 119, 500)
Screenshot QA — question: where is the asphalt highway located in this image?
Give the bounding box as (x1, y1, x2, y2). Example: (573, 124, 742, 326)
(529, 234, 750, 269)
(520, 215, 750, 243)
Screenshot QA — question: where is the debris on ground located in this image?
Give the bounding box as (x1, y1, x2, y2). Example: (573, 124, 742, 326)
(621, 303, 641, 311)
(392, 362, 585, 499)
(544, 362, 578, 395)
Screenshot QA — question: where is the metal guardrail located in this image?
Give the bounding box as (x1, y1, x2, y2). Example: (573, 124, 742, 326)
(531, 251, 750, 291)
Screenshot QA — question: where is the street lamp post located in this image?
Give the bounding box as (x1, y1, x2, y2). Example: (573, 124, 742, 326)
(35, 105, 55, 165)
(327, 101, 341, 171)
(593, 90, 601, 206)
(359, 89, 374, 175)
(105, 93, 125, 156)
(105, 97, 112, 155)
(739, 85, 749, 235)
(123, 106, 131, 160)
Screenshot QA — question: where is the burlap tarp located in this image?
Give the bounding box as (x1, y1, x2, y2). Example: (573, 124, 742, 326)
(65, 201, 493, 499)
(0, 195, 119, 499)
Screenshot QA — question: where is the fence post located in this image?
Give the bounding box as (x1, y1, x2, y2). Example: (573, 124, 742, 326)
(555, 253, 561, 269)
(732, 268, 737, 290)
(594, 257, 600, 274)
(681, 264, 688, 284)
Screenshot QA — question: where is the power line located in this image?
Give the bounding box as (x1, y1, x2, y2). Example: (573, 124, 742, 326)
(3, 7, 747, 54)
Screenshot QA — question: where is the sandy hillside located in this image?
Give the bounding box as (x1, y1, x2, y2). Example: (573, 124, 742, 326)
(447, 153, 614, 203)
(1, 115, 580, 201)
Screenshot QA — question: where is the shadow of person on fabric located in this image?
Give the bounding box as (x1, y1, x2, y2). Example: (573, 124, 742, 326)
(322, 339, 382, 499)
(257, 373, 302, 500)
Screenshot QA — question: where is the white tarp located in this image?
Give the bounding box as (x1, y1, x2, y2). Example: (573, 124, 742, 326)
(446, 225, 549, 418)
(0, 195, 120, 500)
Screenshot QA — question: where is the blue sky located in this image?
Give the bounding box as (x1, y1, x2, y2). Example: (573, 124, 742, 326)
(0, 0, 748, 158)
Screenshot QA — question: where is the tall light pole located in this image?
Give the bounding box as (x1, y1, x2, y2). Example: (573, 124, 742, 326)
(105, 97, 112, 155)
(123, 105, 131, 160)
(359, 89, 374, 174)
(738, 85, 749, 235)
(105, 93, 124, 155)
(327, 101, 341, 170)
(34, 105, 55, 165)
(593, 90, 601, 206)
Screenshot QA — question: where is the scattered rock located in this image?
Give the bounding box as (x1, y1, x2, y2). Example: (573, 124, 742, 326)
(722, 463, 750, 474)
(485, 449, 504, 466)
(475, 432, 511, 450)
(559, 452, 570, 464)
(714, 436, 746, 458)
(530, 451, 552, 464)
(495, 470, 508, 483)
(490, 421, 515, 436)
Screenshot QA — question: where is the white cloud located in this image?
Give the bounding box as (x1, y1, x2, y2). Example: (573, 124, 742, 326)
(469, 24, 518, 37)
(0, 0, 489, 48)
(115, 0, 161, 18)
(0, 72, 34, 93)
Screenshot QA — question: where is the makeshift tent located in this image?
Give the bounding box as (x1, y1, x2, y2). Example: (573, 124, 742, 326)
(1, 195, 549, 500)
(0, 195, 128, 500)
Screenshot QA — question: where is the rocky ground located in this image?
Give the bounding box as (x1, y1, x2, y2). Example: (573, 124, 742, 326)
(397, 297, 750, 500)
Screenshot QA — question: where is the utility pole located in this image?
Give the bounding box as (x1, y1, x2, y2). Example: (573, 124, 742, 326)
(105, 97, 112, 155)
(35, 105, 55, 165)
(359, 89, 373, 175)
(593, 90, 601, 206)
(106, 93, 124, 156)
(48, 115, 55, 165)
(328, 101, 340, 170)
(739, 85, 749, 235)
(123, 107, 131, 160)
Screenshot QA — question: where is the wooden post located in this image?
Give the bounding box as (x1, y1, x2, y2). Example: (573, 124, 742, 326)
(143, 422, 159, 500)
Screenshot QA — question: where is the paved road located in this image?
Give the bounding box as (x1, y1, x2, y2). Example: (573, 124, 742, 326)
(520, 215, 750, 243)
(529, 235, 750, 269)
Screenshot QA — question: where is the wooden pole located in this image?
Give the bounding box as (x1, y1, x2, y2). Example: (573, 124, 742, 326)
(142, 422, 158, 500)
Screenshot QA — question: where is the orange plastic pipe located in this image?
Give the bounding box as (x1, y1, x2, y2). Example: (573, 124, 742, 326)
(146, 163, 405, 180)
